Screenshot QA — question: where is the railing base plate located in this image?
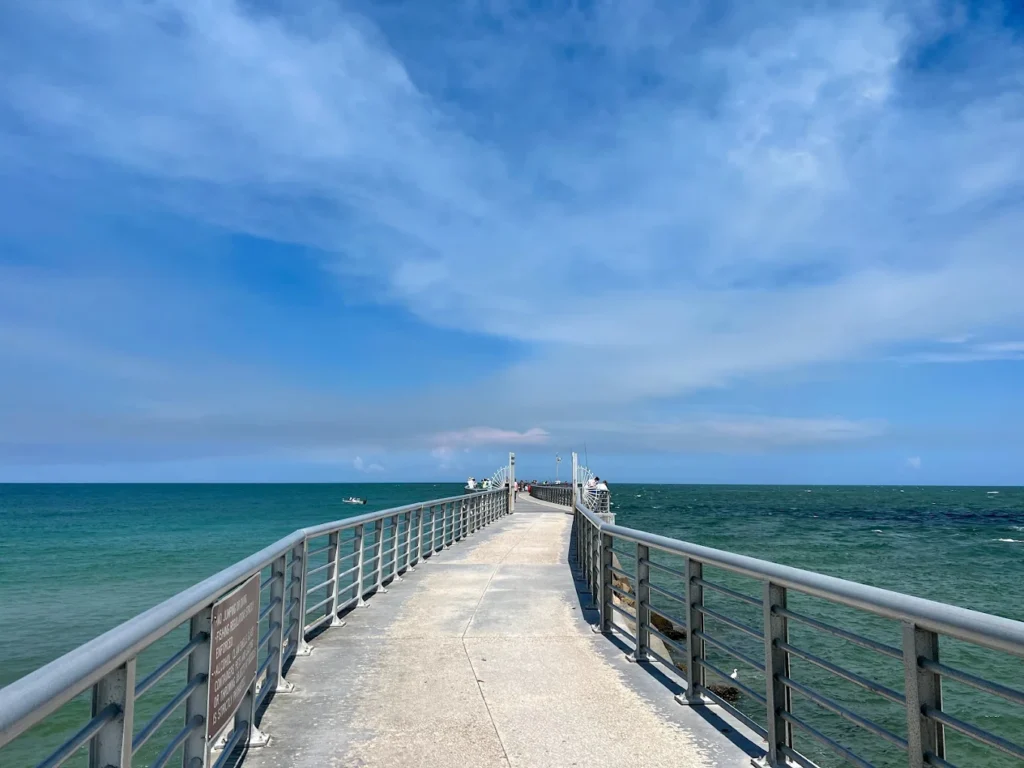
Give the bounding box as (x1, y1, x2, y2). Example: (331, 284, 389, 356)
(247, 725, 271, 748)
(674, 693, 717, 707)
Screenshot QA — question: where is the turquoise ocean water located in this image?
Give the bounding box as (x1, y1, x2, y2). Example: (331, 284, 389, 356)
(1, 483, 1022, 767)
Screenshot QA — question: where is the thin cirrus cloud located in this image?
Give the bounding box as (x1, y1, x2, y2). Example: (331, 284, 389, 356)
(0, 0, 1022, 477)
(897, 340, 1024, 364)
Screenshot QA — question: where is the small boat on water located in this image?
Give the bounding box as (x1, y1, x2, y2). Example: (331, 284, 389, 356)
(343, 497, 367, 505)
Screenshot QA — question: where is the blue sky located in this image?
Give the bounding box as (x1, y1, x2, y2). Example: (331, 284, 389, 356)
(1, 0, 1023, 484)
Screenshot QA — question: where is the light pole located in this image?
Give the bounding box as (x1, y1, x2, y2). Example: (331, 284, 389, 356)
(555, 454, 561, 483)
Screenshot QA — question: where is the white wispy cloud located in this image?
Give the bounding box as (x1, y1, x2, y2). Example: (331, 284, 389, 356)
(897, 340, 1024, 364)
(433, 427, 550, 448)
(552, 417, 886, 453)
(1, 0, 1022, 470)
(906, 456, 922, 470)
(353, 456, 384, 474)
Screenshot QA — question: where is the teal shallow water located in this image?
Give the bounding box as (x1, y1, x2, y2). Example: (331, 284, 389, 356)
(1, 483, 1023, 767)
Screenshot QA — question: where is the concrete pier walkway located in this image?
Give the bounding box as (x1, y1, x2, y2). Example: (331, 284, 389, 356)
(245, 499, 759, 768)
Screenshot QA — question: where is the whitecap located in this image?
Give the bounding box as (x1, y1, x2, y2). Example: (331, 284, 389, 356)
(872, 529, 884, 533)
(995, 538, 1023, 543)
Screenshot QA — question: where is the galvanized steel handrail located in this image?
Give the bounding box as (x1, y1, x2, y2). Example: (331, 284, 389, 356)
(528, 483, 572, 506)
(0, 487, 509, 767)
(573, 500, 1024, 768)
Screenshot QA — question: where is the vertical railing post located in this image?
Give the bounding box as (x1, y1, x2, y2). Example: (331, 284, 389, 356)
(402, 510, 414, 572)
(289, 541, 312, 656)
(90, 659, 135, 768)
(445, 501, 453, 547)
(571, 453, 579, 510)
(327, 530, 345, 626)
(509, 452, 516, 513)
(267, 555, 293, 692)
(372, 518, 387, 593)
(763, 582, 791, 764)
(415, 506, 425, 564)
(234, 673, 269, 750)
(428, 504, 437, 554)
(182, 607, 212, 767)
(630, 542, 650, 662)
(574, 510, 581, 568)
(584, 519, 592, 593)
(681, 557, 706, 704)
(598, 531, 613, 633)
(903, 624, 944, 768)
(354, 524, 367, 606)
(388, 515, 402, 581)
(578, 512, 584, 570)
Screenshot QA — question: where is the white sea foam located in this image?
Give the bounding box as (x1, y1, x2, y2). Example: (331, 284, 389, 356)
(872, 529, 884, 533)
(995, 538, 1023, 543)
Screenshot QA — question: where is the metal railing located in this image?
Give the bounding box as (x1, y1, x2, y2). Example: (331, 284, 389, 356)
(529, 483, 573, 507)
(0, 488, 509, 768)
(573, 463, 604, 514)
(573, 501, 1024, 768)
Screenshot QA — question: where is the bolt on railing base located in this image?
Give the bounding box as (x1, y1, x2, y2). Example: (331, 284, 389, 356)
(274, 678, 296, 694)
(329, 615, 346, 628)
(625, 653, 651, 664)
(294, 641, 313, 657)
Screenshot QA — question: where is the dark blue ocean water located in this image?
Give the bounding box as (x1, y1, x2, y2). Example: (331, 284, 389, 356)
(1, 483, 1022, 767)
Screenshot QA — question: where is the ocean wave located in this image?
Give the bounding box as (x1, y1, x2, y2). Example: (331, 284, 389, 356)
(995, 538, 1024, 543)
(872, 529, 884, 533)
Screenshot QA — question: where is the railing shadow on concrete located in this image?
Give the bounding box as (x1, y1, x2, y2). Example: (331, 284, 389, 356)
(0, 489, 510, 768)
(572, 501, 1024, 768)
(565, 518, 766, 763)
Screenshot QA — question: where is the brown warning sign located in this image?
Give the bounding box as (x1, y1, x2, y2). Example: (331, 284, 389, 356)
(207, 573, 260, 741)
